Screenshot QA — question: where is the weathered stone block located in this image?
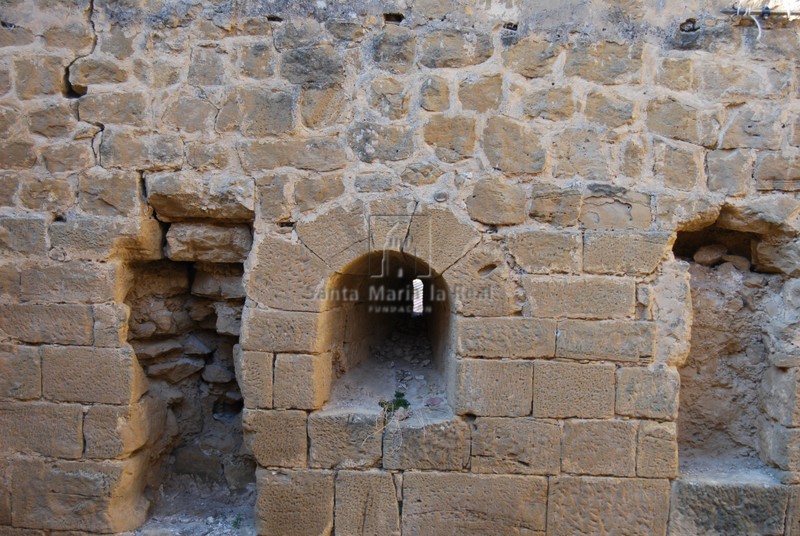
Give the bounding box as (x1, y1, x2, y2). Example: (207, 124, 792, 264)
(216, 87, 295, 137)
(653, 139, 704, 191)
(553, 127, 608, 181)
(402, 472, 547, 535)
(564, 41, 642, 84)
(192, 264, 245, 300)
(282, 45, 344, 88)
(187, 46, 225, 86)
(523, 87, 576, 121)
(719, 105, 781, 150)
(241, 307, 322, 353)
(585, 91, 635, 128)
(507, 230, 582, 274)
(79, 167, 141, 217)
(562, 419, 637, 477)
(456, 317, 556, 358)
(234, 41, 272, 79)
(163, 95, 217, 133)
(146, 171, 254, 222)
(406, 205, 481, 276)
(548, 477, 669, 535)
(459, 75, 501, 112)
(69, 56, 129, 92)
(273, 353, 331, 410)
(503, 36, 562, 78)
(483, 116, 546, 174)
(583, 231, 672, 275)
(14, 56, 65, 99)
(93, 304, 130, 348)
(420, 76, 449, 111)
(233, 347, 272, 409)
(524, 276, 636, 319)
(243, 410, 307, 468)
(443, 242, 519, 317)
(239, 138, 346, 172)
(0, 401, 83, 459)
(370, 77, 409, 119)
(754, 153, 800, 192)
(308, 409, 383, 469)
(28, 102, 76, 137)
(20, 261, 128, 303)
(84, 400, 152, 459)
(471, 417, 561, 475)
(79, 92, 146, 125)
(529, 183, 582, 226)
(41, 345, 147, 404)
(348, 121, 414, 162)
(466, 178, 527, 225)
(762, 366, 800, 427)
(372, 24, 415, 74)
(256, 469, 333, 536)
(300, 86, 348, 129)
(99, 128, 183, 170)
(419, 29, 492, 68)
(707, 149, 752, 196)
(637, 421, 678, 478)
(383, 411, 470, 470)
(0, 303, 93, 345)
(760, 419, 800, 472)
(556, 320, 655, 362)
(423, 115, 476, 162)
(454, 359, 533, 417)
(533, 361, 615, 418)
(18, 175, 75, 213)
(646, 96, 718, 147)
(335, 471, 400, 536)
(616, 365, 679, 420)
(165, 223, 252, 263)
(42, 141, 95, 173)
(186, 141, 229, 170)
(0, 345, 40, 400)
(0, 141, 36, 169)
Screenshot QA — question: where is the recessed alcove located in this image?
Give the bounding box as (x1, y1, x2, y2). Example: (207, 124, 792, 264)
(322, 250, 453, 413)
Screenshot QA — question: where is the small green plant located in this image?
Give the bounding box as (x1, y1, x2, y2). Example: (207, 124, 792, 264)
(232, 513, 242, 530)
(379, 391, 410, 414)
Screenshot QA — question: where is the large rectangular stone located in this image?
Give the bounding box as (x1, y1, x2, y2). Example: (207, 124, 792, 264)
(524, 276, 636, 319)
(562, 419, 637, 477)
(0, 344, 40, 400)
(335, 470, 400, 536)
(0, 215, 47, 254)
(256, 469, 334, 536)
(0, 401, 83, 459)
(165, 223, 252, 263)
(471, 417, 561, 475)
(547, 476, 669, 535)
(453, 359, 533, 417)
(20, 261, 129, 303)
(48, 215, 163, 262)
(240, 307, 321, 353)
(93, 303, 130, 348)
(84, 400, 152, 459)
(760, 419, 800, 472)
(0, 303, 94, 345)
(273, 353, 331, 410)
(556, 319, 655, 362)
(233, 346, 273, 409)
(243, 409, 307, 468)
(637, 421, 678, 478)
(240, 138, 346, 172)
(583, 231, 673, 276)
(754, 153, 800, 191)
(762, 366, 800, 427)
(308, 409, 383, 469)
(41, 345, 147, 404)
(616, 365, 680, 420)
(456, 317, 556, 358)
(402, 472, 548, 535)
(383, 411, 470, 471)
(533, 361, 615, 419)
(506, 230, 582, 274)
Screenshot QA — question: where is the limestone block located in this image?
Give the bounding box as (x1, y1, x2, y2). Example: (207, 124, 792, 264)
(503, 36, 562, 78)
(296, 204, 369, 269)
(401, 162, 442, 186)
(0, 141, 36, 169)
(754, 153, 800, 192)
(165, 223, 252, 263)
(564, 41, 642, 85)
(720, 105, 782, 150)
(466, 178, 527, 225)
(163, 95, 218, 133)
(707, 149, 752, 196)
(93, 304, 130, 348)
(294, 174, 345, 212)
(99, 128, 183, 171)
(42, 141, 95, 173)
(637, 421, 678, 478)
(646, 96, 718, 147)
(192, 265, 245, 300)
(584, 91, 635, 128)
(243, 409, 307, 468)
(84, 400, 152, 459)
(0, 345, 40, 400)
(443, 242, 519, 316)
(507, 230, 582, 273)
(423, 115, 476, 163)
(523, 87, 576, 121)
(79, 92, 147, 126)
(483, 116, 546, 174)
(755, 236, 800, 275)
(760, 419, 800, 472)
(348, 121, 414, 163)
(453, 359, 533, 417)
(370, 78, 409, 119)
(256, 469, 334, 536)
(14, 56, 65, 99)
(471, 417, 561, 475)
(547, 477, 669, 535)
(281, 45, 344, 88)
(187, 46, 225, 86)
(246, 233, 329, 312)
(402, 472, 547, 535)
(239, 138, 346, 172)
(562, 419, 636, 477)
(419, 29, 492, 68)
(533, 361, 615, 418)
(459, 75, 501, 112)
(762, 366, 800, 427)
(20, 261, 129, 303)
(456, 317, 556, 358)
(524, 276, 636, 319)
(41, 345, 147, 405)
(656, 58, 693, 91)
(18, 174, 75, 213)
(216, 87, 295, 137)
(383, 411, 470, 470)
(335, 470, 400, 536)
(553, 127, 608, 181)
(616, 365, 679, 420)
(0, 303, 93, 345)
(372, 25, 415, 74)
(579, 185, 652, 229)
(669, 478, 790, 536)
(0, 24, 35, 47)
(186, 142, 229, 170)
(29, 101, 76, 137)
(79, 167, 142, 217)
(420, 76, 449, 111)
(0, 401, 83, 459)
(233, 41, 272, 79)
(274, 353, 331, 410)
(308, 409, 383, 469)
(529, 183, 582, 226)
(0, 173, 17, 207)
(556, 320, 655, 362)
(406, 205, 481, 276)
(240, 306, 322, 353)
(146, 171, 254, 222)
(583, 231, 672, 276)
(654, 139, 704, 192)
(300, 85, 348, 129)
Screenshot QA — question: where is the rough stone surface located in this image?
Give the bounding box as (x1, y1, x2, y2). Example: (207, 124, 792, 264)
(419, 29, 492, 68)
(616, 365, 680, 420)
(423, 115, 476, 163)
(335, 471, 400, 536)
(533, 361, 615, 418)
(273, 353, 332, 410)
(165, 223, 252, 263)
(637, 421, 678, 478)
(308, 409, 383, 469)
(456, 317, 555, 358)
(454, 359, 533, 417)
(562, 419, 637, 477)
(383, 412, 470, 470)
(147, 172, 254, 222)
(243, 410, 307, 468)
(524, 276, 636, 319)
(556, 320, 655, 362)
(483, 117, 546, 174)
(471, 417, 561, 475)
(256, 470, 333, 536)
(466, 178, 527, 225)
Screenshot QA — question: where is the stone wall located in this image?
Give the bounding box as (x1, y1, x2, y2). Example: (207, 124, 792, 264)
(1, 0, 800, 534)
